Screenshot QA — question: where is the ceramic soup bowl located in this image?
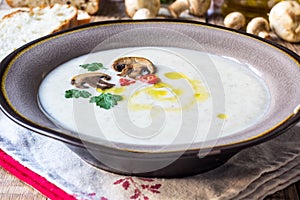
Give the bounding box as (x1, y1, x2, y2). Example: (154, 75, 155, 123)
(0, 20, 299, 177)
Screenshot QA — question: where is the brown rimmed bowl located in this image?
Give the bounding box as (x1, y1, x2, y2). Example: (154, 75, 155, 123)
(0, 19, 300, 177)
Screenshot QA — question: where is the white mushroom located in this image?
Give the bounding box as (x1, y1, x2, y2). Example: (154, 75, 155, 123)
(125, 0, 160, 18)
(246, 17, 270, 38)
(168, 0, 211, 18)
(269, 1, 300, 43)
(223, 12, 246, 30)
(132, 8, 152, 19)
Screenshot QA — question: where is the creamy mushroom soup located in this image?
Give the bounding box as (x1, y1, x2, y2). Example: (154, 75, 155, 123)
(38, 47, 270, 146)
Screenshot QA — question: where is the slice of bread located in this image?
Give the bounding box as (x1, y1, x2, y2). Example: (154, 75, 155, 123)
(77, 9, 91, 25)
(0, 7, 91, 25)
(0, 8, 29, 19)
(5, 0, 100, 14)
(0, 4, 77, 61)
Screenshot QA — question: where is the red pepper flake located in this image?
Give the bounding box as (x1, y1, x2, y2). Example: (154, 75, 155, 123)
(139, 74, 159, 84)
(119, 78, 136, 86)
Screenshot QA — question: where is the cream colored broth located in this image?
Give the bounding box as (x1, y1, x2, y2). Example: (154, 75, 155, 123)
(38, 47, 270, 145)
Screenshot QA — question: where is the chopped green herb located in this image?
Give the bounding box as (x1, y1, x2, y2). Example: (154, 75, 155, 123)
(90, 93, 123, 109)
(65, 89, 92, 99)
(79, 62, 107, 71)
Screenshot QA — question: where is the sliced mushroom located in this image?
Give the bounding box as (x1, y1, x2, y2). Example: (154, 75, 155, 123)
(71, 72, 115, 90)
(112, 57, 156, 79)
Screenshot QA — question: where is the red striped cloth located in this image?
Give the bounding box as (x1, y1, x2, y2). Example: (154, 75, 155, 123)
(0, 149, 76, 200)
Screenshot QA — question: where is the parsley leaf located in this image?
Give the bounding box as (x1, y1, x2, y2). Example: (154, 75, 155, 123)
(90, 93, 123, 109)
(79, 62, 107, 71)
(65, 89, 92, 99)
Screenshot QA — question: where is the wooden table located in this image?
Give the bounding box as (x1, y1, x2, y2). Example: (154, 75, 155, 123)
(0, 0, 299, 199)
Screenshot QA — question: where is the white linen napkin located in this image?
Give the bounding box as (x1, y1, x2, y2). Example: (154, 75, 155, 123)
(0, 110, 299, 200)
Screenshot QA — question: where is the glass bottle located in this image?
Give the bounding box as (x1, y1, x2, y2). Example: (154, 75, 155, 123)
(221, 0, 281, 19)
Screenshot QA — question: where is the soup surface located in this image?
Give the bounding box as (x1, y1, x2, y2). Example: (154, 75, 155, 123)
(38, 47, 270, 146)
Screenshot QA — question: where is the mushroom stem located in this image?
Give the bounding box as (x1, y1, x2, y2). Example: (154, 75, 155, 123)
(257, 31, 270, 39)
(132, 8, 153, 19)
(168, 0, 189, 18)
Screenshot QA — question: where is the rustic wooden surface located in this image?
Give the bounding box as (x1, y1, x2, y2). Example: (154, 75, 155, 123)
(0, 0, 299, 199)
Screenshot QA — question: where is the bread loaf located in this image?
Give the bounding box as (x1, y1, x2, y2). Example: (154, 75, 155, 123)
(0, 4, 77, 61)
(5, 0, 100, 14)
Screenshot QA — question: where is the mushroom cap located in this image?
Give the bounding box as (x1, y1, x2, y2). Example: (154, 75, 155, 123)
(188, 0, 211, 16)
(132, 8, 153, 19)
(269, 1, 300, 43)
(246, 17, 270, 38)
(224, 11, 246, 30)
(168, 0, 190, 18)
(125, 0, 160, 18)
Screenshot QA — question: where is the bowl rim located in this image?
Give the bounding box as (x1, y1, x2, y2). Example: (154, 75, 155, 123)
(1, 19, 300, 154)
